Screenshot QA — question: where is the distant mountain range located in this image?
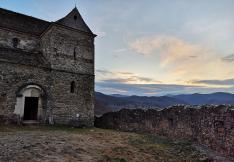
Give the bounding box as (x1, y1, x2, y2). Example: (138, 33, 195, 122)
(94, 92, 234, 116)
(172, 92, 234, 105)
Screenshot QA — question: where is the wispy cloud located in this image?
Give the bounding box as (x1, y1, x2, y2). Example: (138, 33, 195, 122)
(129, 35, 234, 82)
(113, 48, 128, 53)
(222, 54, 234, 62)
(183, 19, 234, 46)
(96, 81, 234, 96)
(102, 77, 161, 84)
(129, 35, 209, 63)
(189, 78, 234, 86)
(96, 69, 161, 84)
(95, 70, 234, 96)
(97, 87, 128, 94)
(95, 31, 107, 37)
(96, 69, 113, 76)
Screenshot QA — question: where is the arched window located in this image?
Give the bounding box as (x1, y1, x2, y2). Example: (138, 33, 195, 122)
(70, 81, 75, 93)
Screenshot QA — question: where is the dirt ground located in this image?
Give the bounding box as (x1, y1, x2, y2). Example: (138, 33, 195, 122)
(0, 125, 232, 162)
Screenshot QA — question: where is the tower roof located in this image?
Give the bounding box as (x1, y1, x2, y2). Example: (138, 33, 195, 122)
(56, 7, 94, 34)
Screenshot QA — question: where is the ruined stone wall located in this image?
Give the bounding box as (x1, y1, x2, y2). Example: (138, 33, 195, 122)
(95, 105, 234, 157)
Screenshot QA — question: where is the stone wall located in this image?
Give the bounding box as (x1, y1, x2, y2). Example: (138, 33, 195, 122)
(0, 16, 95, 127)
(95, 105, 234, 158)
(0, 61, 94, 127)
(0, 95, 6, 122)
(51, 70, 94, 127)
(40, 25, 95, 127)
(41, 25, 94, 75)
(0, 28, 40, 52)
(0, 62, 51, 123)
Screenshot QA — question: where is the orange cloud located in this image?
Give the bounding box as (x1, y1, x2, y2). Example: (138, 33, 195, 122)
(96, 69, 161, 84)
(130, 35, 234, 85)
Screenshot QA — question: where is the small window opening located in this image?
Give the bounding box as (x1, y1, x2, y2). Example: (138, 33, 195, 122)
(215, 120, 224, 128)
(74, 47, 77, 60)
(168, 118, 174, 127)
(74, 15, 77, 20)
(12, 38, 19, 48)
(70, 81, 75, 93)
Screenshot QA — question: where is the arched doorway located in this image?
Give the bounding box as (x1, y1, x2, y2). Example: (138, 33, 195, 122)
(14, 84, 45, 121)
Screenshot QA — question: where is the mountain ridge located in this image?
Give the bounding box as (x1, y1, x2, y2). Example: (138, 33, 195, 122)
(95, 92, 234, 116)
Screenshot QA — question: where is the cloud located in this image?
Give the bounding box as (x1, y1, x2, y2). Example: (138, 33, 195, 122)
(112, 48, 129, 58)
(96, 81, 234, 96)
(183, 19, 234, 45)
(137, 76, 161, 83)
(222, 54, 234, 62)
(96, 69, 134, 77)
(97, 87, 128, 94)
(102, 77, 161, 84)
(117, 72, 135, 75)
(96, 69, 161, 84)
(129, 35, 207, 63)
(129, 35, 234, 82)
(96, 69, 113, 76)
(95, 31, 106, 37)
(189, 78, 234, 86)
(113, 48, 128, 53)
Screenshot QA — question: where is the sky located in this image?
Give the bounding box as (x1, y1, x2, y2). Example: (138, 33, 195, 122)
(1, 0, 234, 96)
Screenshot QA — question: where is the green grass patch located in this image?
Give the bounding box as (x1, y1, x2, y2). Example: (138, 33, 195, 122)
(128, 134, 204, 162)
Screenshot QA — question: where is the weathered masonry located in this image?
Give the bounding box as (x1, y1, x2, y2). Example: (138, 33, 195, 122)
(0, 7, 96, 127)
(95, 105, 234, 158)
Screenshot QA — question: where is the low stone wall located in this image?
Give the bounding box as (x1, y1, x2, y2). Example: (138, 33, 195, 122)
(95, 105, 234, 158)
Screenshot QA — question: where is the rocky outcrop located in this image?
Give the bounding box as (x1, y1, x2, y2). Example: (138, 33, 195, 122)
(95, 105, 234, 158)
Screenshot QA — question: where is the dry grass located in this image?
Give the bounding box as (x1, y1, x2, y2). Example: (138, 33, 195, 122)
(0, 125, 209, 162)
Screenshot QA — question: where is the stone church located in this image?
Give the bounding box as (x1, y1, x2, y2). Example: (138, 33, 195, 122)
(0, 7, 96, 127)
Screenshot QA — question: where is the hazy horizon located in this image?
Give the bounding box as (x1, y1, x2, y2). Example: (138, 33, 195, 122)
(97, 91, 234, 97)
(1, 0, 234, 96)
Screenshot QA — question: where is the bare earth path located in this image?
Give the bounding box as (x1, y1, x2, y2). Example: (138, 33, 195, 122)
(0, 126, 232, 162)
